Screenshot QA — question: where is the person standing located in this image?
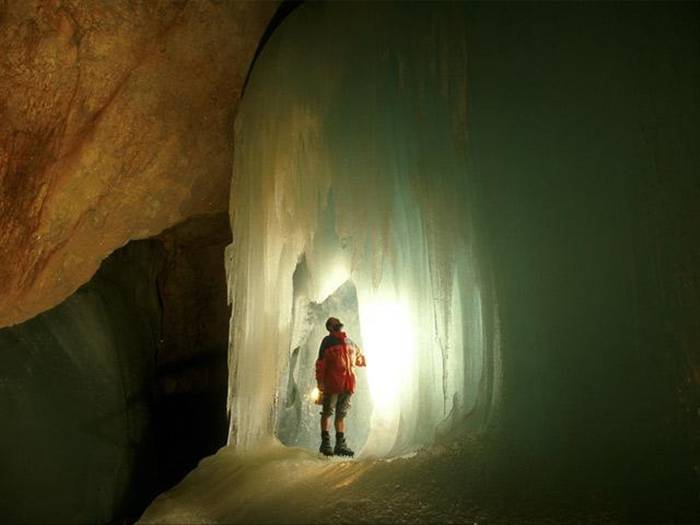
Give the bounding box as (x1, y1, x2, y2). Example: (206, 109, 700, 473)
(315, 317, 366, 456)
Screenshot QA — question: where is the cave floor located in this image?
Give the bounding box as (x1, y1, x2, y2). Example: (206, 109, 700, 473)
(138, 437, 625, 524)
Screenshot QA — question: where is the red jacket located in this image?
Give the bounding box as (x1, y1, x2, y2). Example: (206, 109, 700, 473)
(315, 331, 360, 394)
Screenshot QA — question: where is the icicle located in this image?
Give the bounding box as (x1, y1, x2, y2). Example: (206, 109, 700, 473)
(227, 2, 497, 455)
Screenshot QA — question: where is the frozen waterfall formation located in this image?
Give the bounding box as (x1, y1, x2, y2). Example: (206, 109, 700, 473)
(226, 3, 500, 457)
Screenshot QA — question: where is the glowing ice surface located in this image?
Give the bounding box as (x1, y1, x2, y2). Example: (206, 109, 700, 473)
(138, 440, 480, 525)
(360, 297, 415, 456)
(226, 2, 499, 456)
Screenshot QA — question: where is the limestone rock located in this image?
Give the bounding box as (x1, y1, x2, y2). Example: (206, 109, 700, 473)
(0, 0, 277, 327)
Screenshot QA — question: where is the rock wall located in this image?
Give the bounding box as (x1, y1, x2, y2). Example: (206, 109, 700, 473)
(0, 212, 233, 523)
(0, 0, 276, 327)
(0, 240, 163, 524)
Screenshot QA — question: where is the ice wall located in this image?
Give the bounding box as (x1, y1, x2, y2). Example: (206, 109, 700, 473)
(227, 2, 498, 456)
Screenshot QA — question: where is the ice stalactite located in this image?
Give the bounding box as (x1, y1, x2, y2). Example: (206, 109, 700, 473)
(226, 2, 499, 457)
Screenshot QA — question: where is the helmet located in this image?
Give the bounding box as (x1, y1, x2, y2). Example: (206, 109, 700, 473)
(325, 317, 343, 331)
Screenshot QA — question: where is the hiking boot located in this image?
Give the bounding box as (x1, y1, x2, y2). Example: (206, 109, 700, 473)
(334, 433, 354, 457)
(319, 431, 333, 456)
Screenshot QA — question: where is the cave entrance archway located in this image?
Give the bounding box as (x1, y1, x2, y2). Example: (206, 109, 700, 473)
(276, 264, 372, 454)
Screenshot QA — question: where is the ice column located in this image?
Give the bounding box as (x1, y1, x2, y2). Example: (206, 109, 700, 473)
(227, 2, 498, 455)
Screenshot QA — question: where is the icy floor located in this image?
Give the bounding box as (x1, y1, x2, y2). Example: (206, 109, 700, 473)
(138, 437, 621, 524)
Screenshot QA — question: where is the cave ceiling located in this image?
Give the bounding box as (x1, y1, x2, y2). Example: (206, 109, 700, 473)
(0, 0, 277, 327)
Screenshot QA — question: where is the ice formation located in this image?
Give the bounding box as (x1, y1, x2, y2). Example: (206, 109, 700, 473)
(226, 2, 499, 457)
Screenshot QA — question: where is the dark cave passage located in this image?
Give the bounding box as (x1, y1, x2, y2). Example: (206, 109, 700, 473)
(152, 214, 231, 492)
(0, 214, 232, 523)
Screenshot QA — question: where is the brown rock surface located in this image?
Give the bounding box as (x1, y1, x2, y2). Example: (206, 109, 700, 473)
(0, 0, 276, 327)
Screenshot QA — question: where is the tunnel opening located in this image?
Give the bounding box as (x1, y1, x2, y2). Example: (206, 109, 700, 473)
(276, 270, 372, 455)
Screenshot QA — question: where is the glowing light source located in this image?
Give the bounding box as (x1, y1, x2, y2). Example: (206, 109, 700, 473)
(359, 296, 416, 456)
(309, 386, 321, 403)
